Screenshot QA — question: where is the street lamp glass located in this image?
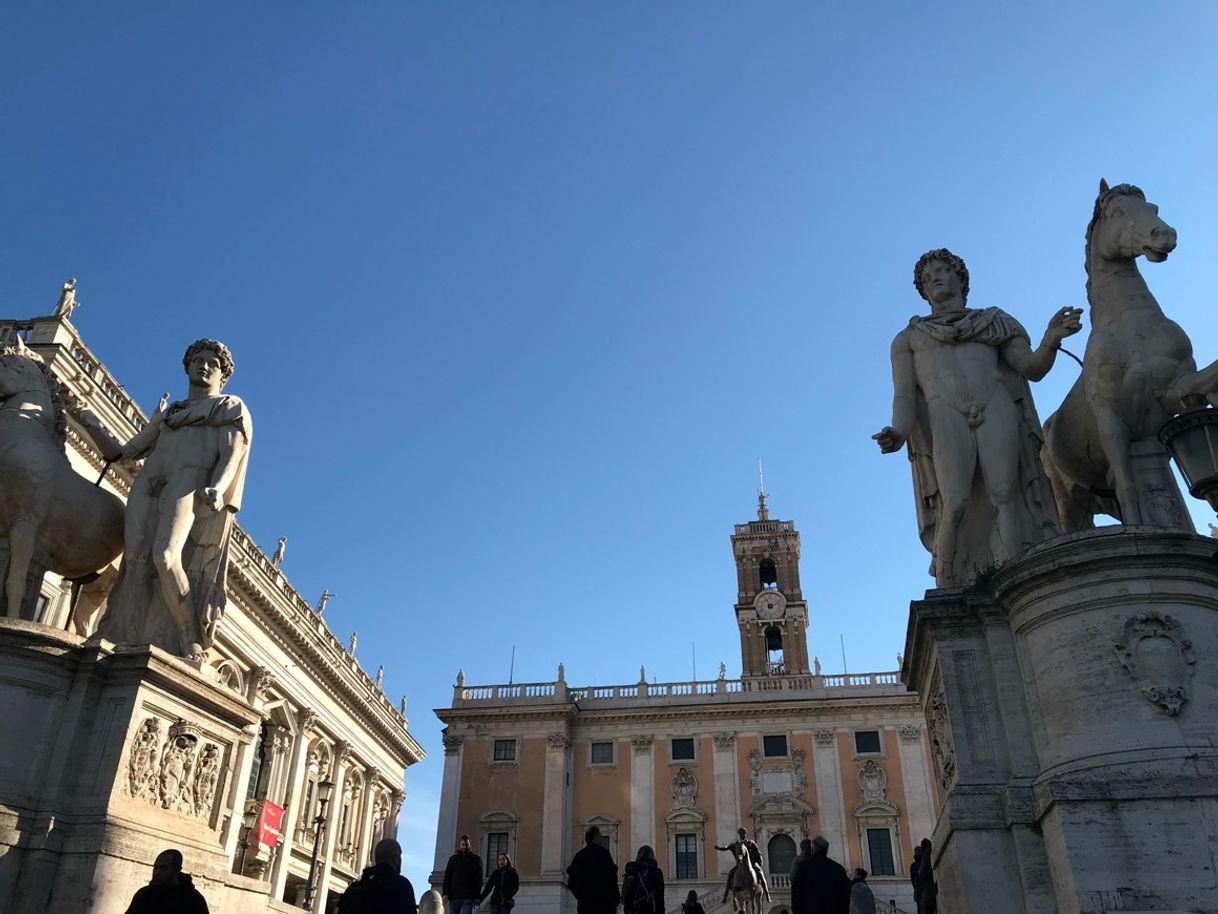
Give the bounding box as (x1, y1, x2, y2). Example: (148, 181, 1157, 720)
(1159, 404, 1218, 512)
(242, 805, 258, 830)
(318, 778, 335, 806)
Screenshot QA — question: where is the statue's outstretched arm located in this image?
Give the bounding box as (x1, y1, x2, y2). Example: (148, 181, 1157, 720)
(204, 426, 248, 511)
(1003, 307, 1083, 381)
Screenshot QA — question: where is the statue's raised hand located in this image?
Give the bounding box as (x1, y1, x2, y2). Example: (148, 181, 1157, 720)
(873, 426, 906, 454)
(199, 487, 224, 512)
(1045, 306, 1084, 345)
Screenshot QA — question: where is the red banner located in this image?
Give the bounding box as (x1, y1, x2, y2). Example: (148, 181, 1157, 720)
(255, 800, 284, 847)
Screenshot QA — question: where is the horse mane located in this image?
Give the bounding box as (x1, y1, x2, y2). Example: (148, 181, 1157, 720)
(0, 345, 67, 452)
(1084, 183, 1145, 302)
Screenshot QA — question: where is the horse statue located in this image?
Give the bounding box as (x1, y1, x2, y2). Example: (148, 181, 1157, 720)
(1042, 179, 1216, 531)
(0, 336, 124, 618)
(727, 857, 770, 914)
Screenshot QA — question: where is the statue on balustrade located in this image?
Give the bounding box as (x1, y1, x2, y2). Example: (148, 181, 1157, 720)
(874, 248, 1081, 587)
(80, 339, 252, 661)
(0, 336, 124, 617)
(1042, 180, 1215, 531)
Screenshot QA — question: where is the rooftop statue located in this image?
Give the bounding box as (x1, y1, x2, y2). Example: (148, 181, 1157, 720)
(1042, 180, 1214, 530)
(54, 278, 81, 320)
(874, 249, 1081, 587)
(0, 336, 124, 616)
(80, 339, 252, 661)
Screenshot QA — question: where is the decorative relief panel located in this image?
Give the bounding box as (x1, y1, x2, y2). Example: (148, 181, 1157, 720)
(1114, 611, 1197, 716)
(124, 717, 226, 819)
(858, 760, 887, 804)
(927, 686, 956, 796)
(672, 767, 698, 809)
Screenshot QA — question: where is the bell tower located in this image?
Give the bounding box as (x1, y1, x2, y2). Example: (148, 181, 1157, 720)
(731, 486, 811, 678)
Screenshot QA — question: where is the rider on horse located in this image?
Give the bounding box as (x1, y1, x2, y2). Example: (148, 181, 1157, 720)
(714, 827, 769, 904)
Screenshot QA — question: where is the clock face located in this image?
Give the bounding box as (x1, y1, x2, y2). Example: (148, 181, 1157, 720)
(754, 591, 786, 620)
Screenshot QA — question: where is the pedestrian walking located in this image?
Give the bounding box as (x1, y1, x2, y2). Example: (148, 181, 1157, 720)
(789, 836, 850, 914)
(622, 845, 664, 914)
(336, 838, 417, 913)
(565, 826, 619, 914)
(681, 890, 706, 914)
(123, 848, 210, 914)
(478, 853, 519, 914)
(848, 869, 876, 914)
(915, 839, 937, 914)
(442, 834, 484, 914)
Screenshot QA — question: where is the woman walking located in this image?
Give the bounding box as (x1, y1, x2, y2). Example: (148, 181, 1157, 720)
(478, 853, 519, 914)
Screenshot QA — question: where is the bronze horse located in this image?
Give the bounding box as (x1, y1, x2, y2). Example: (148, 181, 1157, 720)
(0, 337, 124, 617)
(1042, 180, 1216, 531)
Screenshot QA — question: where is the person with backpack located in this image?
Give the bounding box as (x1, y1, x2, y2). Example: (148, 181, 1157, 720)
(621, 845, 664, 914)
(337, 838, 418, 914)
(478, 853, 519, 914)
(681, 889, 706, 914)
(566, 826, 619, 914)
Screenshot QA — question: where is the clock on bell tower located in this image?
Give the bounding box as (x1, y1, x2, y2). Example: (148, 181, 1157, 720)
(730, 487, 812, 678)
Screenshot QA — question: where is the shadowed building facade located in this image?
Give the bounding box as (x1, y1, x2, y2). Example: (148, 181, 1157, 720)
(433, 498, 935, 914)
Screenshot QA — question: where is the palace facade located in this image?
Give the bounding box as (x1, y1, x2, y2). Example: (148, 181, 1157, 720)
(432, 500, 935, 913)
(0, 307, 424, 914)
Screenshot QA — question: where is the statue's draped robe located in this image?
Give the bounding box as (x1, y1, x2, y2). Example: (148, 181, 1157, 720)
(904, 308, 1058, 583)
(100, 395, 251, 652)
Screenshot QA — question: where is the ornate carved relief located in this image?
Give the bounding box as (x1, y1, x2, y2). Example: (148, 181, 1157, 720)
(298, 707, 318, 734)
(442, 733, 464, 755)
(858, 760, 887, 804)
(898, 725, 921, 742)
(927, 687, 956, 795)
(546, 733, 573, 750)
(251, 666, 276, 700)
(1114, 611, 1197, 716)
(813, 728, 835, 746)
(124, 717, 225, 819)
(672, 767, 698, 809)
(333, 740, 352, 767)
(712, 731, 736, 750)
(631, 735, 654, 754)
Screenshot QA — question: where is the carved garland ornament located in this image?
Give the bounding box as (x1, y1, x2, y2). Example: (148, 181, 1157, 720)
(124, 717, 225, 819)
(1114, 611, 1197, 716)
(813, 728, 836, 746)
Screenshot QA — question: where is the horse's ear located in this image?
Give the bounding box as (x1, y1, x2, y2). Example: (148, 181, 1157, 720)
(12, 335, 26, 354)
(1099, 178, 1110, 194)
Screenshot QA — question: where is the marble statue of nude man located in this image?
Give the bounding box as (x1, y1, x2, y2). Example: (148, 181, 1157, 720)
(82, 339, 251, 660)
(873, 249, 1080, 587)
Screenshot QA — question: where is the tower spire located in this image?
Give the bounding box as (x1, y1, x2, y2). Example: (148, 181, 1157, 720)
(757, 458, 769, 521)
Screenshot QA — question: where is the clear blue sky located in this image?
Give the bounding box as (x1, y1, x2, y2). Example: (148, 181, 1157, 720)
(4, 1, 1218, 886)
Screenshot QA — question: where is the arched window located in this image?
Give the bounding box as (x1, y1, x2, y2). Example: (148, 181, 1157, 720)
(759, 559, 778, 590)
(767, 834, 796, 875)
(765, 626, 784, 673)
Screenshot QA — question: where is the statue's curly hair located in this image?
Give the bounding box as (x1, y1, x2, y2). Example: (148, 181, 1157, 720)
(181, 338, 235, 384)
(913, 248, 969, 307)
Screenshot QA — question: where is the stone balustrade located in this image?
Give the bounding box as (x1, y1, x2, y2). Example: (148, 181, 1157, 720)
(452, 670, 904, 707)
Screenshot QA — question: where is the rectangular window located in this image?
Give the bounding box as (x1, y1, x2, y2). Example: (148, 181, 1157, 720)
(866, 828, 896, 876)
(670, 738, 696, 761)
(762, 735, 788, 757)
(675, 834, 698, 879)
(590, 741, 614, 764)
(32, 595, 49, 624)
(854, 730, 882, 754)
(492, 739, 517, 761)
(487, 831, 509, 863)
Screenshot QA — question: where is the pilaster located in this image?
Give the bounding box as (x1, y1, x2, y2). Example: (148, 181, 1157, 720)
(432, 733, 464, 879)
(540, 732, 573, 877)
(629, 734, 655, 853)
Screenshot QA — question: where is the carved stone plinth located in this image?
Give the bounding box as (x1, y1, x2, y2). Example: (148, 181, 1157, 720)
(903, 528, 1218, 914)
(0, 620, 260, 914)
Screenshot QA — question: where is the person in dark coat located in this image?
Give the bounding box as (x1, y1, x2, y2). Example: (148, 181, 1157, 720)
(789, 836, 851, 914)
(337, 839, 417, 913)
(566, 826, 620, 914)
(123, 848, 210, 914)
(915, 839, 938, 914)
(442, 834, 484, 914)
(622, 845, 665, 914)
(681, 889, 707, 914)
(478, 853, 520, 914)
(910, 845, 923, 912)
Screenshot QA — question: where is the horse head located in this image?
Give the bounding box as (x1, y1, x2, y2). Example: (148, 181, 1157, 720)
(0, 337, 66, 443)
(1087, 178, 1177, 268)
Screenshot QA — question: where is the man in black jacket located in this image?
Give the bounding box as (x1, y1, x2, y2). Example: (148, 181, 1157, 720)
(789, 836, 850, 914)
(123, 849, 210, 914)
(442, 834, 483, 914)
(337, 839, 417, 913)
(566, 826, 620, 914)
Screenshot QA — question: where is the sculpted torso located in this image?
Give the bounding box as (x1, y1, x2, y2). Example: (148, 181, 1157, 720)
(136, 408, 232, 497)
(900, 327, 1015, 413)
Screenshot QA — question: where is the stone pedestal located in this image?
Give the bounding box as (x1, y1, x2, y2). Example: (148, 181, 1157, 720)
(0, 619, 262, 914)
(903, 528, 1218, 914)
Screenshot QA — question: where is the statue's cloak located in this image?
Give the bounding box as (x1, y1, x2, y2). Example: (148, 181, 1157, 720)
(903, 307, 1058, 583)
(100, 395, 252, 653)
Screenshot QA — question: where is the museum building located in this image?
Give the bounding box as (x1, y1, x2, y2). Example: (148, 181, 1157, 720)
(432, 497, 936, 913)
(0, 304, 424, 914)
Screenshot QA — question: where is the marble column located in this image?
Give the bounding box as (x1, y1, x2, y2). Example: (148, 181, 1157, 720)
(629, 735, 655, 854)
(811, 729, 847, 859)
(711, 733, 738, 874)
(896, 726, 935, 845)
(220, 722, 261, 863)
(389, 789, 403, 840)
(355, 768, 380, 868)
(271, 708, 315, 900)
(432, 734, 464, 879)
(540, 732, 573, 877)
(313, 740, 351, 913)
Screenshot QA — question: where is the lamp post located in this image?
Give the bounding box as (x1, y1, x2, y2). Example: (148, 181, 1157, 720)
(303, 778, 334, 911)
(1159, 395, 1218, 512)
(236, 803, 259, 874)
